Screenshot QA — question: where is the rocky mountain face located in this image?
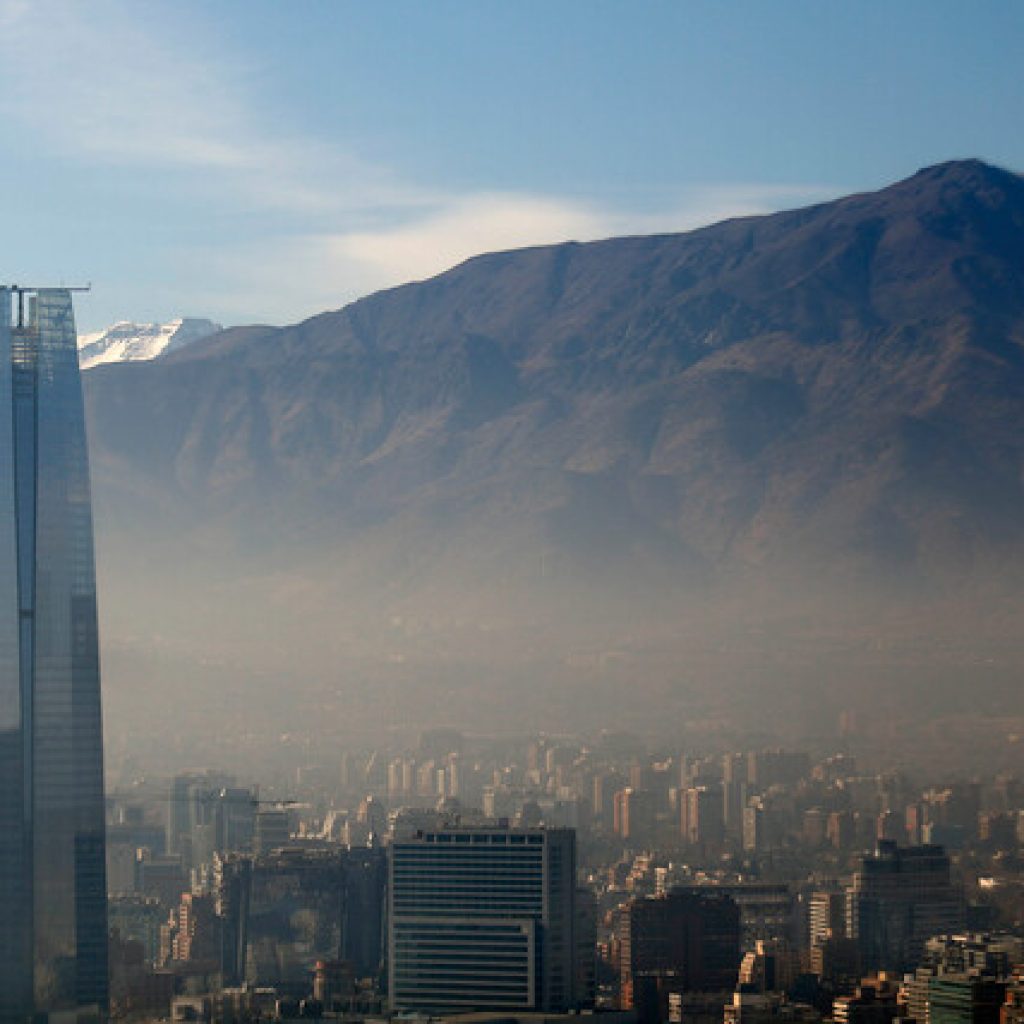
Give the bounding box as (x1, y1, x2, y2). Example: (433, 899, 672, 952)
(82, 160, 1024, 757)
(78, 317, 221, 369)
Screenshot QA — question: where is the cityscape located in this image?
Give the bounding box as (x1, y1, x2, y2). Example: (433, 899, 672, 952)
(99, 726, 1024, 1022)
(2, 3, 1024, 1024)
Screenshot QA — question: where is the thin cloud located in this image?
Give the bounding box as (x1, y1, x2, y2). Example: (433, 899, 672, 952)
(0, 0, 422, 217)
(0, 1, 841, 328)
(197, 183, 840, 324)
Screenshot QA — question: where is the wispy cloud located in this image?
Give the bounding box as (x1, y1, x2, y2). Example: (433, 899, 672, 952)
(0, 0, 425, 217)
(0, 0, 839, 326)
(201, 183, 838, 322)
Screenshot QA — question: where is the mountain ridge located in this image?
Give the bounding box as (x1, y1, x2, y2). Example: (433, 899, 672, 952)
(78, 316, 221, 369)
(85, 159, 1024, 562)
(81, 159, 1024, 749)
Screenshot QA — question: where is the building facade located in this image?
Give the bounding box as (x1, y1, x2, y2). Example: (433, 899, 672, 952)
(846, 842, 964, 973)
(388, 826, 578, 1013)
(0, 287, 108, 1019)
(617, 890, 741, 1024)
(930, 975, 1007, 1024)
(216, 845, 386, 996)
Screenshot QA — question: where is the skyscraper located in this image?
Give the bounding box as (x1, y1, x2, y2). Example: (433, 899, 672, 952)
(846, 841, 964, 973)
(0, 287, 108, 1020)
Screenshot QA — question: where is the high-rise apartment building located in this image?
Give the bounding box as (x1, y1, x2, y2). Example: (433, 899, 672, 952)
(681, 785, 725, 849)
(388, 826, 578, 1013)
(615, 787, 656, 841)
(808, 889, 847, 948)
(0, 287, 108, 1019)
(808, 887, 859, 986)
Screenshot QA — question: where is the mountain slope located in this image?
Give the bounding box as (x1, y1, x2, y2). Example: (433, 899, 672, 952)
(82, 160, 1024, 756)
(78, 317, 221, 369)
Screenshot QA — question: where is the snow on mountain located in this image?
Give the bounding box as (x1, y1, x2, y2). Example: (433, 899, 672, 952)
(77, 318, 221, 369)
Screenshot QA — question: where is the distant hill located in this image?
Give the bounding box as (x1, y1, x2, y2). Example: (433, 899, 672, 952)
(82, 160, 1024, 766)
(78, 317, 220, 369)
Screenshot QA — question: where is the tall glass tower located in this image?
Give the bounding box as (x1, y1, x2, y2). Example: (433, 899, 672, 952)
(0, 287, 108, 1020)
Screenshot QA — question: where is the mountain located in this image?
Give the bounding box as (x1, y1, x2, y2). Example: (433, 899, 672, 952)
(77, 317, 221, 369)
(81, 160, 1024, 767)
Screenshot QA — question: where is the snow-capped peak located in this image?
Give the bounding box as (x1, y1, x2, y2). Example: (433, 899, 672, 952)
(77, 317, 222, 369)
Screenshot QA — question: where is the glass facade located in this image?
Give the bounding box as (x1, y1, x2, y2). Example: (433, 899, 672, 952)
(0, 287, 108, 1020)
(847, 842, 964, 973)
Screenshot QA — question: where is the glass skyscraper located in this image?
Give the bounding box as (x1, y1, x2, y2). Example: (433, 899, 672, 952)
(0, 287, 108, 1020)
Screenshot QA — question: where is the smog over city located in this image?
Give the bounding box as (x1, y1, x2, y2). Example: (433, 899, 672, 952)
(2, 3, 1024, 1021)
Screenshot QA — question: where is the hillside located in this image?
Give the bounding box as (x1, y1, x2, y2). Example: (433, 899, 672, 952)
(82, 160, 1024, 765)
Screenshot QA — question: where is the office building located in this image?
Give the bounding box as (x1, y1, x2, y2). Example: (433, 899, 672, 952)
(846, 842, 964, 973)
(388, 826, 578, 1013)
(738, 940, 801, 994)
(832, 976, 904, 1024)
(576, 886, 598, 1010)
(135, 850, 188, 912)
(216, 845, 386, 996)
(107, 895, 165, 966)
(930, 975, 1007, 1024)
(921, 934, 1024, 978)
(0, 287, 108, 1019)
(676, 882, 794, 951)
(904, 936, 1022, 1024)
(253, 807, 292, 854)
(167, 774, 256, 870)
(724, 991, 822, 1024)
(617, 890, 740, 1022)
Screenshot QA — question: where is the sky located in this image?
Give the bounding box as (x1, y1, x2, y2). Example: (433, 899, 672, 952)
(0, 0, 1021, 332)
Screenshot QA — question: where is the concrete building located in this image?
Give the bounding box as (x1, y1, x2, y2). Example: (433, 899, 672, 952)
(809, 889, 847, 948)
(388, 826, 578, 1013)
(682, 785, 725, 849)
(832, 975, 904, 1024)
(615, 787, 657, 841)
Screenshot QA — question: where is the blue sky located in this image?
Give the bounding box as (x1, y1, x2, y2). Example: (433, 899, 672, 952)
(0, 0, 1021, 331)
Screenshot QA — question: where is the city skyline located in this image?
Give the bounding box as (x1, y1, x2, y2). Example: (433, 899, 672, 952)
(102, 723, 1024, 1018)
(0, 4, 1019, 1021)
